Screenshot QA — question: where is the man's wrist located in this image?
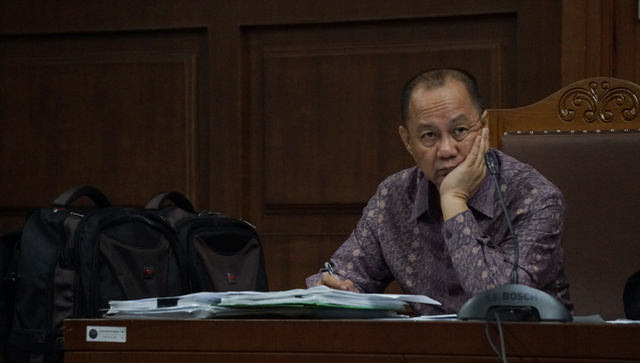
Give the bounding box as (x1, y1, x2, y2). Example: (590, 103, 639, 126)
(440, 194, 469, 221)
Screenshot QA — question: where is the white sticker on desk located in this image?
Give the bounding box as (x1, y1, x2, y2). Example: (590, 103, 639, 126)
(86, 326, 127, 343)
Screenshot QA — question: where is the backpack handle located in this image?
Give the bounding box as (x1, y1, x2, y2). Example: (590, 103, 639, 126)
(145, 191, 195, 213)
(52, 185, 111, 208)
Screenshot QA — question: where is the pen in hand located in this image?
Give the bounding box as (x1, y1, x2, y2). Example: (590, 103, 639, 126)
(324, 262, 339, 280)
(323, 261, 352, 291)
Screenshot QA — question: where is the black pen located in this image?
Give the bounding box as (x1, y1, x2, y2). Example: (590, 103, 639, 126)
(324, 262, 339, 279)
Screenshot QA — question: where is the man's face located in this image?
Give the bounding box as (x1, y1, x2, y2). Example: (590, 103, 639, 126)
(399, 80, 487, 187)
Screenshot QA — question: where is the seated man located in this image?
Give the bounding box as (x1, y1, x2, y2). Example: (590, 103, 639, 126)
(306, 68, 572, 315)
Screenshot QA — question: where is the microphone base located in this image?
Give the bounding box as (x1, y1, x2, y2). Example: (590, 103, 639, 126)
(456, 284, 573, 322)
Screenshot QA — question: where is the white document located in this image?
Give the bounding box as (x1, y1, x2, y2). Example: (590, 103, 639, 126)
(107, 291, 227, 312)
(371, 292, 441, 305)
(219, 285, 440, 309)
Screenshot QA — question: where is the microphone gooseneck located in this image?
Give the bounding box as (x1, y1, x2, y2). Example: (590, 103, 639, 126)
(484, 151, 519, 285)
(457, 150, 572, 323)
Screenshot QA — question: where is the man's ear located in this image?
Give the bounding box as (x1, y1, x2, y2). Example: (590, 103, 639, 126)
(399, 125, 412, 153)
(480, 110, 488, 128)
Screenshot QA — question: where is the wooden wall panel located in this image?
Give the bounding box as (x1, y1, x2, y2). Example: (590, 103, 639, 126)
(561, 0, 640, 85)
(613, 0, 640, 83)
(0, 30, 208, 229)
(561, 0, 613, 84)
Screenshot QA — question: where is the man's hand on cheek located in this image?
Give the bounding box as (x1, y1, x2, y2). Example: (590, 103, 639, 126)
(438, 128, 489, 220)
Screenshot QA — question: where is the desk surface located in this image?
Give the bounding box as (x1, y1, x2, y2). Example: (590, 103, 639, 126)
(64, 319, 640, 363)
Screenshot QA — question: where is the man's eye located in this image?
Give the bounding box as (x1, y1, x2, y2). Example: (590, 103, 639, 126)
(454, 127, 467, 135)
(422, 132, 435, 139)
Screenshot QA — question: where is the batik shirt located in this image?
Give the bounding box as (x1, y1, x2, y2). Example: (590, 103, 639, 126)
(306, 149, 572, 315)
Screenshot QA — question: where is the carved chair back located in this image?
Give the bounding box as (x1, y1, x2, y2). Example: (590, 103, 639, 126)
(487, 77, 640, 320)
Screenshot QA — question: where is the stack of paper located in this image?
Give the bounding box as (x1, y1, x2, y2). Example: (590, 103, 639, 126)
(103, 285, 441, 320)
(104, 292, 228, 319)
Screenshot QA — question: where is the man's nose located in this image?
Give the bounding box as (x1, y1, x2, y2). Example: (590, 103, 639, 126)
(437, 134, 457, 158)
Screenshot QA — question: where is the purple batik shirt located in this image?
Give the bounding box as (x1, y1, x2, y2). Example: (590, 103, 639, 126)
(306, 149, 572, 315)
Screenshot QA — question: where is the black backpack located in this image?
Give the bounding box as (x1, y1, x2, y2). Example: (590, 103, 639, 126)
(623, 268, 640, 320)
(145, 191, 268, 293)
(1, 186, 269, 363)
(1, 186, 190, 363)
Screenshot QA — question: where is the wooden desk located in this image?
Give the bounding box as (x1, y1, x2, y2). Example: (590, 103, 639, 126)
(64, 319, 640, 363)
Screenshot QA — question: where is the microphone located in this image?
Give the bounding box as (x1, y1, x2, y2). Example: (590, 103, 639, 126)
(456, 150, 572, 322)
(485, 151, 519, 285)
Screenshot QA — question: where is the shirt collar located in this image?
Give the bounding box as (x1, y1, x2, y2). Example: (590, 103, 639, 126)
(410, 169, 495, 221)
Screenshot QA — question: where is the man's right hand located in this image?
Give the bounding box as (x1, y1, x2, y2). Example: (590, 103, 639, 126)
(315, 273, 357, 292)
(439, 127, 489, 221)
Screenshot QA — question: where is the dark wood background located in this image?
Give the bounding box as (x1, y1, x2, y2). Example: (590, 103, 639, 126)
(1, 0, 637, 293)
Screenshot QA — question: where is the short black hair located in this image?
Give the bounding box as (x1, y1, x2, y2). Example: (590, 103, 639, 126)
(400, 68, 484, 125)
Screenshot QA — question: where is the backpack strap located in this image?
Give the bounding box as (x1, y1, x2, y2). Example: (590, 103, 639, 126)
(52, 186, 111, 208)
(145, 191, 195, 213)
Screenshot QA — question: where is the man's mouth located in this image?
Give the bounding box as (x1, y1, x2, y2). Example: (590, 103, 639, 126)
(438, 166, 456, 175)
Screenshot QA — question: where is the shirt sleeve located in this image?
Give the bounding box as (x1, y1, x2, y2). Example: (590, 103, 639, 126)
(443, 186, 567, 302)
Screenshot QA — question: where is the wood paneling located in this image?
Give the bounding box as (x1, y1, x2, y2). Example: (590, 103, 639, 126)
(63, 319, 640, 361)
(0, 29, 208, 214)
(561, 0, 640, 85)
(613, 0, 640, 83)
(256, 21, 514, 207)
(64, 352, 403, 363)
(561, 0, 613, 84)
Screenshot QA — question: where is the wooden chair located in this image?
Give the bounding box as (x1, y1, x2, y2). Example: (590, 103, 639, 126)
(487, 77, 640, 320)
